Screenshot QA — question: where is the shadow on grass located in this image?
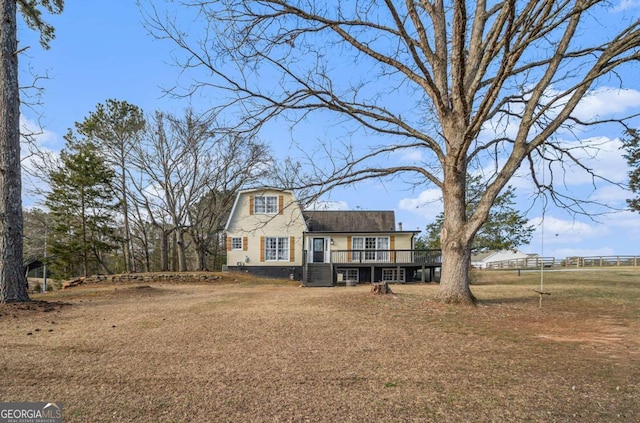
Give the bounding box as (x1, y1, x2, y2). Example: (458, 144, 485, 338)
(475, 295, 540, 306)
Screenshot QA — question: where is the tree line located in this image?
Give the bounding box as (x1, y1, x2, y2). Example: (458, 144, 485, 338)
(25, 100, 271, 279)
(24, 99, 639, 280)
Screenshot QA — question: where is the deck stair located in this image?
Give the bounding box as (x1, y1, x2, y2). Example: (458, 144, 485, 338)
(304, 263, 333, 287)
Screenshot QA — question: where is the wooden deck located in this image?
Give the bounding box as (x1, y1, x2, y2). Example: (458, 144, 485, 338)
(303, 249, 442, 286)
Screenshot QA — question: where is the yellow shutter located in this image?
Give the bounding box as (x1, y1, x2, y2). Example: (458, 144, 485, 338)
(243, 237, 248, 251)
(226, 236, 231, 252)
(260, 236, 265, 262)
(278, 195, 284, 215)
(249, 195, 254, 215)
(347, 236, 352, 263)
(290, 236, 295, 262)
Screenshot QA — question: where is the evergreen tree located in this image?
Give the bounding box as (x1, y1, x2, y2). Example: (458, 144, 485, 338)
(622, 129, 640, 213)
(45, 135, 120, 278)
(421, 175, 534, 253)
(75, 100, 146, 272)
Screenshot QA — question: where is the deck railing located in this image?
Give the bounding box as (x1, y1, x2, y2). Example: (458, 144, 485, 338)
(328, 249, 442, 265)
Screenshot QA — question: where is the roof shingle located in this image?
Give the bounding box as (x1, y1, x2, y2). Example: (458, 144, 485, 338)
(303, 211, 396, 232)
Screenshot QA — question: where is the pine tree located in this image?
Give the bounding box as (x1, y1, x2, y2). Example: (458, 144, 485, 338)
(45, 135, 120, 278)
(622, 129, 640, 213)
(1, 0, 63, 302)
(421, 175, 534, 252)
(75, 100, 146, 272)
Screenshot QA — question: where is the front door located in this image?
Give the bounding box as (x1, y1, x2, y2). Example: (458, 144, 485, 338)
(312, 238, 325, 263)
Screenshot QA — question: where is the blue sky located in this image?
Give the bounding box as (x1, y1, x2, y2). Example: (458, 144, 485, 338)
(18, 1, 640, 260)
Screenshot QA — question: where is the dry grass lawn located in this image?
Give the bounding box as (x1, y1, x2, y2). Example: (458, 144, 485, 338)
(1, 269, 639, 422)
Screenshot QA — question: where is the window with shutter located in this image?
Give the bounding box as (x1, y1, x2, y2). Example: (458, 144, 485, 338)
(264, 237, 289, 261)
(254, 195, 278, 214)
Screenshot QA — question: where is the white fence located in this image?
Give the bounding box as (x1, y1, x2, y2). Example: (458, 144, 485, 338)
(485, 257, 556, 269)
(564, 256, 640, 267)
(485, 255, 640, 269)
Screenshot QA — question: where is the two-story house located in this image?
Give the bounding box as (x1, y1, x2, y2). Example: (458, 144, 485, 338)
(224, 188, 441, 286)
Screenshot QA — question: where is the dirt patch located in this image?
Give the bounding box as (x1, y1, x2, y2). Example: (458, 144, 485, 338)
(115, 284, 155, 292)
(535, 314, 633, 360)
(0, 300, 68, 319)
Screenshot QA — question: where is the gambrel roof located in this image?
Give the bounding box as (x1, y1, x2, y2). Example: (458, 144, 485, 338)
(224, 187, 300, 231)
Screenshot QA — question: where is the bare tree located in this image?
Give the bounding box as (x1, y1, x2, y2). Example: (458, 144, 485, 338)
(1, 0, 63, 303)
(129, 109, 272, 272)
(128, 196, 155, 272)
(129, 111, 187, 271)
(145, 0, 640, 304)
(188, 132, 271, 270)
(129, 110, 270, 271)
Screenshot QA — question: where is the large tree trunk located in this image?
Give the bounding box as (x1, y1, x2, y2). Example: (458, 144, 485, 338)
(436, 234, 476, 305)
(0, 0, 29, 302)
(435, 145, 476, 305)
(195, 240, 207, 271)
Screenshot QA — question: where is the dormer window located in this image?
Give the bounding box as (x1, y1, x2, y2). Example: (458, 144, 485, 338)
(254, 195, 278, 214)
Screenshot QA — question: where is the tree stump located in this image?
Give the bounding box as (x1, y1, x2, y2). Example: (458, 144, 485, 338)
(371, 282, 393, 295)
